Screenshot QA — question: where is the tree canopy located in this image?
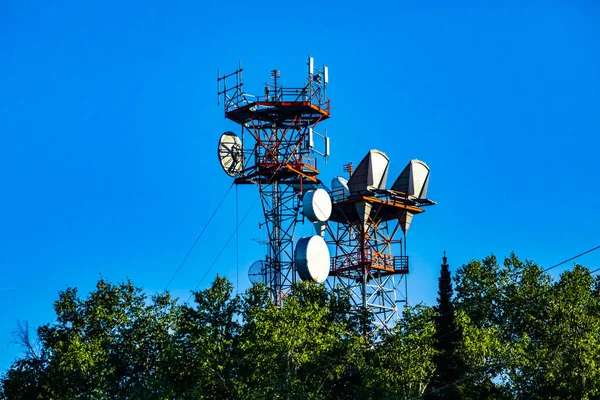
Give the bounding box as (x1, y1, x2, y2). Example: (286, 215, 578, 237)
(427, 253, 466, 399)
(2, 253, 600, 399)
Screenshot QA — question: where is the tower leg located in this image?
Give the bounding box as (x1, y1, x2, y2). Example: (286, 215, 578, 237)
(260, 182, 300, 305)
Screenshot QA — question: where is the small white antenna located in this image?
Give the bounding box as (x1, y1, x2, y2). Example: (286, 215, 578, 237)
(308, 127, 314, 148)
(325, 136, 330, 157)
(324, 66, 329, 84)
(309, 56, 314, 75)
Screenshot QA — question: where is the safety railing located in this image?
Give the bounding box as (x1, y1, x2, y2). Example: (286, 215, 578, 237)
(331, 252, 409, 274)
(225, 86, 330, 115)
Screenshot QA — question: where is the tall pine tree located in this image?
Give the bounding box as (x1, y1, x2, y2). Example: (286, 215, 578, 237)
(428, 251, 465, 399)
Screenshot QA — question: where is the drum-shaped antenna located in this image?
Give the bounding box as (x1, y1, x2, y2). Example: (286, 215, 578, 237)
(218, 131, 244, 177)
(302, 189, 332, 222)
(295, 235, 330, 283)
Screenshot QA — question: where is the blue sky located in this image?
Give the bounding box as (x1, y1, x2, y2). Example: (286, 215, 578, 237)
(1, 0, 599, 372)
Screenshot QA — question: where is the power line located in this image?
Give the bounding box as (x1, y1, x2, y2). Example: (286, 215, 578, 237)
(236, 185, 240, 295)
(542, 244, 600, 272)
(187, 193, 261, 302)
(412, 314, 596, 400)
(430, 244, 600, 326)
(164, 183, 234, 291)
(412, 244, 600, 398)
(188, 145, 310, 299)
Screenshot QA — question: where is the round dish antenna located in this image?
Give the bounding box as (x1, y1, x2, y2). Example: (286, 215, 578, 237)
(217, 131, 244, 177)
(302, 189, 332, 222)
(248, 260, 268, 285)
(295, 235, 330, 283)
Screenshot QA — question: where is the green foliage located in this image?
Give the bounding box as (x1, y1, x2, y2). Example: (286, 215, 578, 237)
(427, 254, 466, 399)
(174, 275, 242, 399)
(363, 305, 438, 400)
(453, 254, 600, 399)
(237, 282, 361, 400)
(502, 264, 600, 399)
(2, 279, 180, 399)
(3, 255, 600, 399)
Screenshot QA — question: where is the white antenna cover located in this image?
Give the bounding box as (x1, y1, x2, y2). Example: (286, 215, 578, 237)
(347, 149, 389, 194)
(325, 136, 330, 157)
(331, 176, 350, 199)
(397, 210, 414, 234)
(309, 57, 314, 75)
(391, 159, 430, 198)
(308, 127, 314, 148)
(218, 131, 244, 177)
(303, 189, 332, 222)
(295, 235, 330, 283)
(324, 66, 329, 84)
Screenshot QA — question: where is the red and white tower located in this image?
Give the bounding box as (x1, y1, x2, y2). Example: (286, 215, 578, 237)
(217, 57, 331, 305)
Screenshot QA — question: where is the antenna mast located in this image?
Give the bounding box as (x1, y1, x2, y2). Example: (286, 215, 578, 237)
(327, 155, 436, 335)
(217, 56, 331, 305)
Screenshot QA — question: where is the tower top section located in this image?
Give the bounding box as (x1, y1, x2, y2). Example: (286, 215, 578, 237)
(216, 55, 331, 186)
(215, 56, 332, 305)
(217, 56, 330, 127)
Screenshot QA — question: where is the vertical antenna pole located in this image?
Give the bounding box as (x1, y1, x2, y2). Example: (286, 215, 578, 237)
(217, 56, 330, 307)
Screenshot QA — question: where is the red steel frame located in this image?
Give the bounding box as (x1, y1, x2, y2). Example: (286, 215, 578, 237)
(218, 60, 330, 305)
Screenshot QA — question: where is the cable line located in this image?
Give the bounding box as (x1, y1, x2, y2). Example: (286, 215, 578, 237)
(164, 183, 234, 291)
(430, 244, 600, 326)
(187, 194, 261, 302)
(411, 244, 600, 399)
(542, 244, 600, 272)
(236, 184, 240, 294)
(188, 159, 290, 299)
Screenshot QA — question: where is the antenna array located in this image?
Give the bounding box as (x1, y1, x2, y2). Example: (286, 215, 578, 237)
(217, 56, 331, 305)
(216, 56, 436, 334)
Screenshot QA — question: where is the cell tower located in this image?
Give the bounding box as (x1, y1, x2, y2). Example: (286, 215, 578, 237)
(217, 56, 332, 305)
(327, 151, 435, 334)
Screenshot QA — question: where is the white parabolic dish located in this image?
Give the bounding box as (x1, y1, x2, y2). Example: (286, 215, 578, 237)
(218, 131, 244, 177)
(302, 189, 332, 222)
(295, 235, 330, 283)
(248, 260, 267, 285)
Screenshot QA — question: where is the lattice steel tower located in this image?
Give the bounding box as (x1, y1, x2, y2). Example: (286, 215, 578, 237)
(217, 57, 330, 305)
(327, 153, 435, 334)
